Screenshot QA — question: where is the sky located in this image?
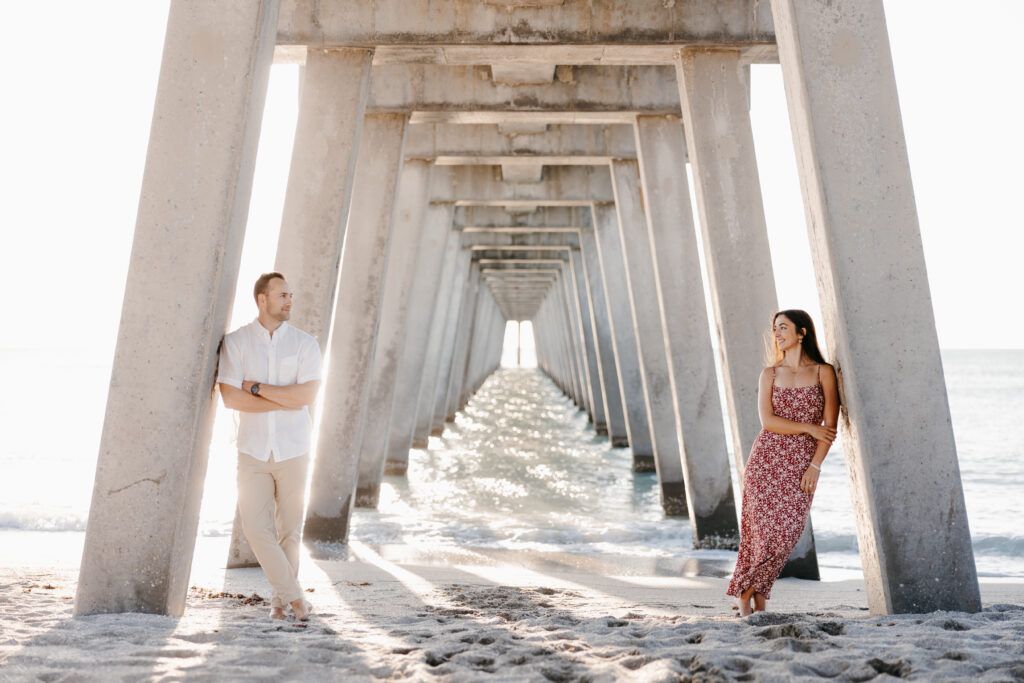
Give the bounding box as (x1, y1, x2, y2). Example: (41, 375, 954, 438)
(1, 1, 1022, 356)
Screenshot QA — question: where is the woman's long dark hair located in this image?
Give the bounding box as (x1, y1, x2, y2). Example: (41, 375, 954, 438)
(764, 309, 828, 367)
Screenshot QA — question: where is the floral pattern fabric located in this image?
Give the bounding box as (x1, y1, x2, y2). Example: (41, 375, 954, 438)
(726, 375, 824, 600)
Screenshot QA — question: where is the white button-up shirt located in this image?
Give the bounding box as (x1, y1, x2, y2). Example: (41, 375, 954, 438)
(217, 319, 322, 462)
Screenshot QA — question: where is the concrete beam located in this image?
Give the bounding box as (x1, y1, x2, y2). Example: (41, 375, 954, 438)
(405, 123, 635, 160)
(431, 165, 613, 204)
(277, 1, 776, 56)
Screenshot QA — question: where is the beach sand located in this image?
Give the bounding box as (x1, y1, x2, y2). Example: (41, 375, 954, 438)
(2, 532, 1023, 681)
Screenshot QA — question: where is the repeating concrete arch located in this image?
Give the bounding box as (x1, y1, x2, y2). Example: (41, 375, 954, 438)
(80, 0, 978, 618)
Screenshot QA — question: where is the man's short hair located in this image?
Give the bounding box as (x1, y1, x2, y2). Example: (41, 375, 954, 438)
(253, 272, 286, 304)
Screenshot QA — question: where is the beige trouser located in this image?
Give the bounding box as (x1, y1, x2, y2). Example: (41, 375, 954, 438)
(237, 452, 309, 608)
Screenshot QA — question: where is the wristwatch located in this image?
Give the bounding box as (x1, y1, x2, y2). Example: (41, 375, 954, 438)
(250, 383, 261, 396)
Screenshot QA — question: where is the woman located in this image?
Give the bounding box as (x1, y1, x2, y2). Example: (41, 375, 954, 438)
(726, 309, 840, 616)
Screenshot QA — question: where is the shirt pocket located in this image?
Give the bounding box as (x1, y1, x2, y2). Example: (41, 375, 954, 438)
(278, 354, 299, 385)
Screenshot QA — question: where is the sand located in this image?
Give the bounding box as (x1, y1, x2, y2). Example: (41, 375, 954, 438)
(2, 532, 1023, 682)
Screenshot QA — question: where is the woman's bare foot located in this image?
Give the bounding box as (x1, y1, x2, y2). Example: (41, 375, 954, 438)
(737, 587, 755, 616)
(290, 598, 311, 621)
(753, 592, 767, 612)
(269, 606, 287, 620)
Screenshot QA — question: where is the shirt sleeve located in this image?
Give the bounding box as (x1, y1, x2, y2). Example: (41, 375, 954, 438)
(297, 336, 323, 384)
(216, 332, 244, 390)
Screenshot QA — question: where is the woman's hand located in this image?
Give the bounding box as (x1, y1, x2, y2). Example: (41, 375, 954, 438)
(804, 424, 837, 443)
(800, 466, 820, 495)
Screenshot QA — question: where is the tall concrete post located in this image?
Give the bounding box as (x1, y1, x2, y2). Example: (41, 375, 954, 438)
(562, 260, 591, 414)
(609, 159, 688, 515)
(772, 0, 980, 614)
(304, 113, 409, 543)
(445, 264, 483, 421)
(570, 250, 607, 434)
(412, 231, 461, 447)
(633, 116, 739, 545)
(385, 203, 454, 474)
(676, 49, 818, 576)
(579, 230, 629, 446)
(355, 159, 433, 507)
(76, 0, 279, 617)
(428, 248, 471, 437)
(227, 46, 374, 570)
(591, 203, 655, 471)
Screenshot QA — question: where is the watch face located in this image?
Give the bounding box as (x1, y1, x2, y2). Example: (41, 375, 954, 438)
(251, 384, 259, 395)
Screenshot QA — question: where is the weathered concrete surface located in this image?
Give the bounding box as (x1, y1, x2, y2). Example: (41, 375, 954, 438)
(579, 229, 628, 446)
(429, 251, 473, 435)
(76, 0, 279, 617)
(609, 160, 687, 514)
(444, 264, 483, 421)
(432, 165, 614, 205)
(556, 262, 588, 412)
(591, 203, 654, 470)
(570, 250, 606, 432)
(406, 123, 635, 160)
(277, 1, 775, 53)
(384, 203, 454, 474)
(676, 49, 817, 577)
(355, 160, 433, 507)
(413, 239, 464, 445)
(226, 47, 374, 571)
(633, 116, 738, 545)
(773, 0, 980, 614)
(304, 114, 408, 544)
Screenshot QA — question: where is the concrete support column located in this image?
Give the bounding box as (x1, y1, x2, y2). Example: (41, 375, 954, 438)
(554, 282, 579, 402)
(591, 203, 654, 471)
(609, 159, 687, 515)
(444, 263, 482, 421)
(579, 230, 628, 446)
(428, 247, 471, 437)
(772, 0, 980, 614)
(633, 116, 739, 545)
(76, 0, 279, 617)
(227, 47, 375, 568)
(561, 260, 591, 414)
(463, 292, 499, 405)
(385, 202, 454, 474)
(304, 113, 409, 543)
(676, 49, 818, 575)
(355, 159, 433, 507)
(570, 250, 606, 433)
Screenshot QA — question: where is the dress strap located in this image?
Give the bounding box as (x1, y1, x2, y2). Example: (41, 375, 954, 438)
(770, 366, 777, 386)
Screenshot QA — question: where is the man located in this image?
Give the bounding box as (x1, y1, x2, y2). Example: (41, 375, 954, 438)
(217, 272, 322, 621)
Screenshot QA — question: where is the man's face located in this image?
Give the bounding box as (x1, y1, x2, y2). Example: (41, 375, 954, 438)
(260, 278, 292, 322)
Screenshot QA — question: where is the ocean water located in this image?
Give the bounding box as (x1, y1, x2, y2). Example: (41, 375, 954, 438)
(2, 348, 1022, 580)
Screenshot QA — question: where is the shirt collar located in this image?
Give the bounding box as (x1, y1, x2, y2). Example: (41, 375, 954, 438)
(251, 318, 289, 340)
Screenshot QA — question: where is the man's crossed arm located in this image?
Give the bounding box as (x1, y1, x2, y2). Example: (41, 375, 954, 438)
(219, 381, 321, 413)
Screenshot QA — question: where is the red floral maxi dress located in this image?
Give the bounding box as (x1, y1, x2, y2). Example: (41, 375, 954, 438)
(726, 366, 824, 600)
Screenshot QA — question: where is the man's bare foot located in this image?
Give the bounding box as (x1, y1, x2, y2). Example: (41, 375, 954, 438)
(753, 592, 767, 612)
(269, 606, 287, 620)
(290, 598, 311, 621)
(737, 587, 755, 617)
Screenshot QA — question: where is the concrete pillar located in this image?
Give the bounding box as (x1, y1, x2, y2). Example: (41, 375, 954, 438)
(570, 250, 606, 434)
(633, 116, 739, 545)
(579, 230, 629, 446)
(355, 159, 433, 507)
(76, 0, 278, 617)
(772, 0, 980, 614)
(411, 231, 460, 447)
(427, 246, 471, 437)
(676, 49, 818, 576)
(385, 202, 454, 474)
(227, 46, 374, 570)
(561, 260, 591, 414)
(304, 113, 409, 543)
(609, 159, 688, 515)
(554, 282, 579, 403)
(591, 203, 654, 471)
(445, 264, 482, 421)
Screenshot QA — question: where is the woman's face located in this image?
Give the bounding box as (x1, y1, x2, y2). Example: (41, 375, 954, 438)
(773, 315, 803, 353)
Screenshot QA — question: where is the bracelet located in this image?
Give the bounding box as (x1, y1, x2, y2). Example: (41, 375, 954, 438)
(808, 462, 821, 472)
